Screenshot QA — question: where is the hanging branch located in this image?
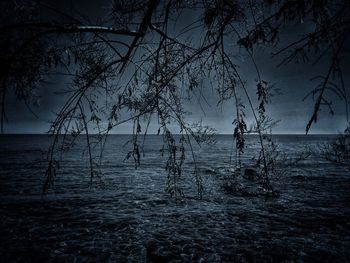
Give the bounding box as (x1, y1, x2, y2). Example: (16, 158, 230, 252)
(306, 34, 349, 134)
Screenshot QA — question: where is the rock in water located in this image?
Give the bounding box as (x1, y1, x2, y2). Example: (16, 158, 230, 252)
(243, 168, 259, 180)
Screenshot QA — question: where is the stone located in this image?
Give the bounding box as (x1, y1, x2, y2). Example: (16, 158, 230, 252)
(243, 168, 259, 180)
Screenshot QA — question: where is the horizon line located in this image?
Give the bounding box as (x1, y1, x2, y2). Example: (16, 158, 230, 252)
(0, 132, 341, 136)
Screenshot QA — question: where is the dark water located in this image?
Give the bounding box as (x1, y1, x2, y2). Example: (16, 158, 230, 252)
(0, 135, 349, 262)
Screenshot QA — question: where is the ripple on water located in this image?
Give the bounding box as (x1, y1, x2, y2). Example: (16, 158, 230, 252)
(0, 135, 349, 262)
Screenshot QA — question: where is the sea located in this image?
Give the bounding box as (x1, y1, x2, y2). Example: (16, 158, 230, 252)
(0, 134, 349, 262)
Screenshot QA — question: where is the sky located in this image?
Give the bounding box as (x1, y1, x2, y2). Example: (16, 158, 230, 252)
(2, 0, 349, 134)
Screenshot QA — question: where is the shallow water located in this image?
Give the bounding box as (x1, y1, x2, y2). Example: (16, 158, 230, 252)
(0, 134, 349, 262)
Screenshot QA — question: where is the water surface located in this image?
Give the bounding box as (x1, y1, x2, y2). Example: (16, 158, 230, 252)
(0, 135, 349, 262)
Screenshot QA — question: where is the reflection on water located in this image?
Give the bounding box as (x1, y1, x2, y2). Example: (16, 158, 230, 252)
(0, 135, 349, 262)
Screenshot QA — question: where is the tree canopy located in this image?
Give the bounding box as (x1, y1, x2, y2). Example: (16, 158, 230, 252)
(1, 0, 349, 196)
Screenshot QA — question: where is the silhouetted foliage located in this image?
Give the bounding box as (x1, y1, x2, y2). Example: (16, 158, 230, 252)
(321, 126, 350, 170)
(0, 0, 349, 197)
